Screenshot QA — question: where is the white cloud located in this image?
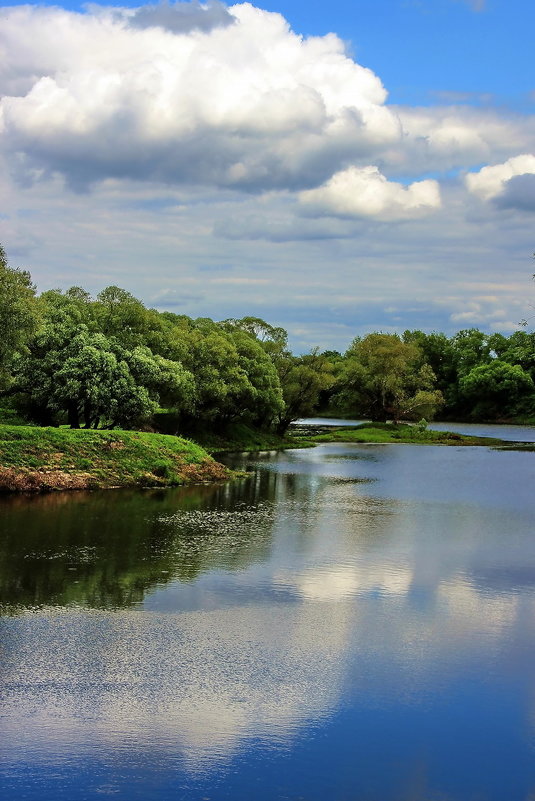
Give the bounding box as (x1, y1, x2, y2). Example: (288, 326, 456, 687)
(0, 3, 532, 196)
(448, 296, 521, 331)
(0, 3, 401, 191)
(0, 3, 534, 348)
(394, 107, 535, 175)
(299, 165, 441, 221)
(465, 153, 535, 201)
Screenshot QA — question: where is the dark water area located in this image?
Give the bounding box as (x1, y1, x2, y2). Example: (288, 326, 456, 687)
(1, 433, 535, 800)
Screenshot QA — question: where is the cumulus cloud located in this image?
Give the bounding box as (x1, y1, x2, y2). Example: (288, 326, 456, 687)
(394, 107, 535, 175)
(299, 165, 441, 221)
(0, 2, 402, 192)
(447, 296, 522, 332)
(1, 2, 533, 200)
(465, 154, 535, 202)
(128, 0, 235, 33)
(495, 173, 535, 211)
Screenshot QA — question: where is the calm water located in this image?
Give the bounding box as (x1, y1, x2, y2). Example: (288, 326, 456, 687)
(1, 433, 535, 800)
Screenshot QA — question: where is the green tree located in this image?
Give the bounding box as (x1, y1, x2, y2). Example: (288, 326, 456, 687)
(229, 330, 284, 428)
(220, 316, 334, 433)
(221, 316, 288, 362)
(14, 328, 153, 428)
(276, 350, 335, 434)
(94, 285, 163, 350)
(12, 289, 195, 428)
(450, 328, 491, 376)
(0, 246, 39, 389)
(337, 333, 443, 422)
(458, 360, 535, 420)
(488, 331, 535, 380)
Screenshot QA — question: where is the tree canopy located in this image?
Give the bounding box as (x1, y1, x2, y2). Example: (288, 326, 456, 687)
(335, 333, 443, 422)
(1, 246, 534, 431)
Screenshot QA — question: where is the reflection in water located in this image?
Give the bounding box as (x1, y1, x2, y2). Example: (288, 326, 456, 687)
(0, 474, 278, 612)
(1, 442, 534, 800)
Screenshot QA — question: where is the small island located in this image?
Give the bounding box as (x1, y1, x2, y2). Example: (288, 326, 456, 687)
(290, 421, 506, 447)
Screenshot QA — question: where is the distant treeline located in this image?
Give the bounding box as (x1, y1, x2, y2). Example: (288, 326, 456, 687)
(1, 245, 534, 432)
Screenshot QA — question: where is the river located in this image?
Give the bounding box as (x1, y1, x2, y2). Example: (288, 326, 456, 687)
(1, 423, 534, 800)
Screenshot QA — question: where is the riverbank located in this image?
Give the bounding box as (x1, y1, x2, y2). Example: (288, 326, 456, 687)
(293, 422, 508, 447)
(0, 420, 525, 494)
(0, 425, 230, 492)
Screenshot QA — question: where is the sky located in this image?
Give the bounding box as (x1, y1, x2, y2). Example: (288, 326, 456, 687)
(0, 0, 534, 352)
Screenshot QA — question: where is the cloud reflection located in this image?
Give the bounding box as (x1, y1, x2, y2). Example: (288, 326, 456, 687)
(1, 444, 534, 781)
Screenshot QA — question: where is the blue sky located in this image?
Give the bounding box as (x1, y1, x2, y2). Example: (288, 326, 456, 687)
(258, 0, 535, 108)
(0, 0, 534, 351)
(7, 0, 532, 106)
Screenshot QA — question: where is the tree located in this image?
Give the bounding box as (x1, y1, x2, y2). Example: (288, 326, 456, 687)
(337, 333, 443, 422)
(229, 330, 284, 428)
(458, 361, 535, 420)
(450, 328, 491, 376)
(488, 331, 535, 380)
(0, 246, 39, 389)
(12, 290, 196, 428)
(94, 285, 157, 349)
(275, 350, 335, 434)
(220, 317, 335, 433)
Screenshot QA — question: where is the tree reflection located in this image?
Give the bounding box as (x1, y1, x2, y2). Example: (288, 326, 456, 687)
(0, 474, 278, 612)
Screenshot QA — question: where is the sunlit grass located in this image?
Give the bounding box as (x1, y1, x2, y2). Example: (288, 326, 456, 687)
(0, 424, 229, 491)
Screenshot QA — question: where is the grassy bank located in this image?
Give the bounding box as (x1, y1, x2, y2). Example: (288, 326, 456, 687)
(0, 425, 230, 492)
(297, 422, 506, 447)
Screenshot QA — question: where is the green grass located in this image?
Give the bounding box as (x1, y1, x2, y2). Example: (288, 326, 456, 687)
(300, 422, 506, 447)
(0, 425, 230, 492)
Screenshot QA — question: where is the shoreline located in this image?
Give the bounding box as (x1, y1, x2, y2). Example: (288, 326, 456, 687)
(1, 421, 532, 495)
(287, 422, 517, 449)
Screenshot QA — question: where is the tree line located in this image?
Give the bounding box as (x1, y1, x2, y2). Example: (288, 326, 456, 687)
(1, 245, 534, 433)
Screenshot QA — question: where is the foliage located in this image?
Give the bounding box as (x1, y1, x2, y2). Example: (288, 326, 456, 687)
(10, 290, 196, 429)
(0, 246, 39, 389)
(2, 242, 535, 434)
(275, 350, 336, 434)
(336, 333, 443, 422)
(458, 360, 535, 419)
(228, 330, 285, 427)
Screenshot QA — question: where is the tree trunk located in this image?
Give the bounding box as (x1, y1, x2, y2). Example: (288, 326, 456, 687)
(83, 400, 92, 429)
(68, 401, 80, 429)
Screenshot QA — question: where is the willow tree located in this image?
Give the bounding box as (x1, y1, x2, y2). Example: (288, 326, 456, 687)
(337, 333, 443, 422)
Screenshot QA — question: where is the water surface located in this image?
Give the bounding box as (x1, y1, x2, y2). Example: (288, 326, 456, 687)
(1, 436, 534, 800)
